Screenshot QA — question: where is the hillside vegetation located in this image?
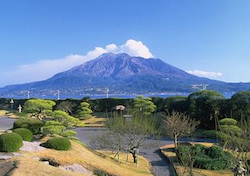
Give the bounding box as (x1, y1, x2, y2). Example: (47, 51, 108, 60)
(10, 138, 153, 176)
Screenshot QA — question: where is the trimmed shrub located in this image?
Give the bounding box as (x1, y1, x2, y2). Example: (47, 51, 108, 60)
(12, 128, 33, 141)
(219, 118, 238, 126)
(0, 133, 23, 152)
(205, 145, 224, 158)
(177, 144, 234, 170)
(194, 156, 232, 170)
(13, 118, 44, 134)
(193, 144, 207, 155)
(176, 145, 194, 166)
(43, 137, 71, 151)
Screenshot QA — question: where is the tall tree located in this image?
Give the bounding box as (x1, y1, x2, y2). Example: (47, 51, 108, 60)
(187, 90, 224, 129)
(230, 91, 250, 121)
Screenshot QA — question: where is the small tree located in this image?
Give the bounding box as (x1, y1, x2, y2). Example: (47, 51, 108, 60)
(162, 111, 199, 150)
(218, 118, 243, 148)
(133, 96, 156, 116)
(77, 102, 93, 120)
(42, 110, 84, 137)
(91, 114, 159, 164)
(23, 99, 56, 120)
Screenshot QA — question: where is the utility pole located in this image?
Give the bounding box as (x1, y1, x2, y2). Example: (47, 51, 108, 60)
(106, 88, 109, 98)
(57, 90, 60, 100)
(27, 91, 30, 99)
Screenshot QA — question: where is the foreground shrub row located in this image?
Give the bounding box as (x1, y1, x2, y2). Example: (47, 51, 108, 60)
(177, 144, 234, 170)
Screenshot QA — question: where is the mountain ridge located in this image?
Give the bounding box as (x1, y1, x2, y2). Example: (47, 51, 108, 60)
(1, 53, 250, 96)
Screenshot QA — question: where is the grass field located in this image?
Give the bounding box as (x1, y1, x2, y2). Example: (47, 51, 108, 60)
(10, 138, 153, 176)
(161, 143, 234, 176)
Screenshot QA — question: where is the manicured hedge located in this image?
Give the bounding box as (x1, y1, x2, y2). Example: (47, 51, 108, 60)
(177, 144, 234, 170)
(43, 137, 71, 151)
(12, 128, 33, 141)
(0, 133, 23, 152)
(13, 118, 44, 134)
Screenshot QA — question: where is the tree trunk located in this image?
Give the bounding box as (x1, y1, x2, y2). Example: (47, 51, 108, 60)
(174, 135, 178, 151)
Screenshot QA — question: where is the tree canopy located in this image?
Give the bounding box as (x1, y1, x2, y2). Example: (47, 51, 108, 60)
(23, 99, 56, 120)
(133, 95, 156, 116)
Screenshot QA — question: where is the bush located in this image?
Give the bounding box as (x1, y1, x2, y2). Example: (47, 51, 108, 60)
(193, 144, 207, 155)
(0, 133, 23, 152)
(43, 137, 71, 151)
(13, 118, 44, 134)
(194, 156, 232, 170)
(177, 144, 234, 170)
(205, 145, 224, 158)
(12, 128, 33, 141)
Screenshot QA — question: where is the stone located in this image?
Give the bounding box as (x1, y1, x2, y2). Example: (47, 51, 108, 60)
(59, 164, 93, 175)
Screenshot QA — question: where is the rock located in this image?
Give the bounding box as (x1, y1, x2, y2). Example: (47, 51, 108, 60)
(12, 153, 24, 157)
(20, 141, 45, 152)
(59, 164, 93, 175)
(0, 155, 11, 160)
(41, 161, 49, 165)
(5, 130, 12, 133)
(0, 161, 16, 176)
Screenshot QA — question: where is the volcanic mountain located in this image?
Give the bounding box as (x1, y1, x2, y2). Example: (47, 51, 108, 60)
(1, 53, 250, 95)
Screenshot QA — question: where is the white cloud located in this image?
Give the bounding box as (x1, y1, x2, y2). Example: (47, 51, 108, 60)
(119, 39, 153, 58)
(187, 70, 223, 78)
(1, 39, 153, 86)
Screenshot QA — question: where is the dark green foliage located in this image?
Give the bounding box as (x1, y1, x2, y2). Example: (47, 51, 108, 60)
(177, 144, 234, 170)
(12, 128, 33, 141)
(0, 133, 23, 152)
(205, 146, 224, 158)
(43, 137, 71, 151)
(194, 156, 232, 170)
(13, 118, 44, 134)
(187, 90, 225, 129)
(164, 96, 188, 113)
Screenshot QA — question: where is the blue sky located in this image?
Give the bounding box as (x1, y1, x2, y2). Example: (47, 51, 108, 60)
(0, 0, 250, 87)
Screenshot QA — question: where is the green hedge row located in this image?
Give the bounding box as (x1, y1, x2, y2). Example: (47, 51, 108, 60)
(177, 144, 234, 170)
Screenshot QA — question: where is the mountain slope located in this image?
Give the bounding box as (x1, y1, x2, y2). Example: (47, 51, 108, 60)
(1, 53, 250, 95)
